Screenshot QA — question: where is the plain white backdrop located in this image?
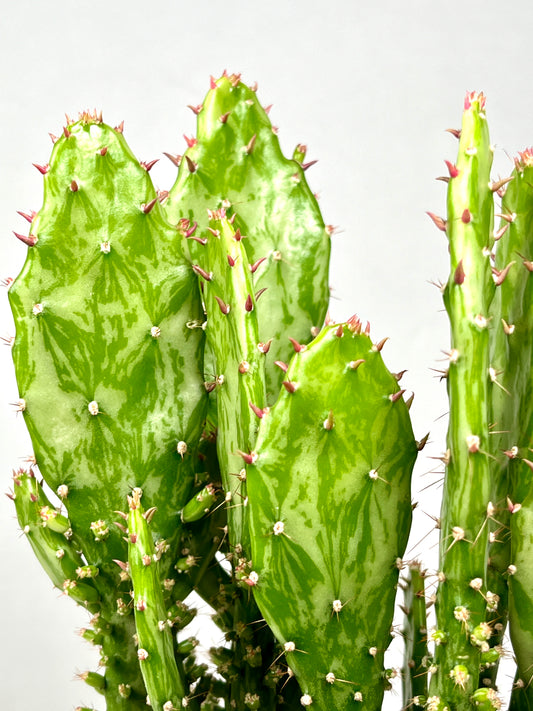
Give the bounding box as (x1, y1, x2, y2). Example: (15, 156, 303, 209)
(1, 1, 533, 708)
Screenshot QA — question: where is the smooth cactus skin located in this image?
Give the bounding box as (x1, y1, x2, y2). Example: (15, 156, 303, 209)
(165, 73, 331, 402)
(432, 93, 496, 709)
(247, 320, 418, 710)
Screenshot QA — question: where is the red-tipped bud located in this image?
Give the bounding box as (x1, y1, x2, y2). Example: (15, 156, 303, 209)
(274, 360, 288, 372)
(464, 91, 486, 111)
(210, 76, 218, 90)
(185, 156, 197, 173)
(70, 180, 79, 192)
(214, 296, 230, 315)
(184, 135, 197, 148)
(33, 163, 49, 175)
(188, 104, 203, 115)
(99, 146, 108, 156)
(13, 231, 38, 247)
(461, 209, 471, 224)
(192, 265, 212, 281)
(446, 128, 461, 139)
(233, 228, 243, 241)
(227, 254, 236, 267)
(237, 450, 258, 465)
(142, 198, 158, 214)
(250, 257, 267, 274)
(163, 152, 181, 168)
(245, 294, 254, 312)
(282, 381, 298, 394)
(141, 159, 159, 172)
(114, 121, 125, 133)
(219, 112, 231, 124)
(426, 212, 447, 232)
(249, 402, 268, 419)
(454, 260, 465, 285)
(258, 339, 272, 354)
(445, 160, 459, 178)
(17, 210, 36, 223)
(335, 324, 344, 338)
(289, 337, 305, 353)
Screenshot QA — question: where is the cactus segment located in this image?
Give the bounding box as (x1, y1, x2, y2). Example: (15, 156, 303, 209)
(248, 321, 418, 710)
(202, 210, 267, 553)
(127, 488, 186, 711)
(165, 74, 331, 401)
(8, 115, 207, 570)
(11, 468, 100, 607)
(432, 92, 496, 708)
(401, 562, 429, 704)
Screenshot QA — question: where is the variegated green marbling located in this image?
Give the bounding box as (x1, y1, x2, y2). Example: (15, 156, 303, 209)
(432, 93, 496, 710)
(164, 73, 331, 402)
(127, 487, 186, 711)
(8, 113, 207, 710)
(247, 320, 417, 711)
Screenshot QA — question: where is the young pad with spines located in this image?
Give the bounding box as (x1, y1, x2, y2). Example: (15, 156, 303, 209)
(164, 73, 331, 402)
(432, 92, 496, 709)
(8, 112, 207, 709)
(247, 320, 418, 711)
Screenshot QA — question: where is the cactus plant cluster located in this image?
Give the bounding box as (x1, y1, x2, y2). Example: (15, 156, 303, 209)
(5, 76, 533, 710)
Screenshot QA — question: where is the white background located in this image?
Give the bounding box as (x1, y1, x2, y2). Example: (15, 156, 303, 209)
(1, 1, 532, 708)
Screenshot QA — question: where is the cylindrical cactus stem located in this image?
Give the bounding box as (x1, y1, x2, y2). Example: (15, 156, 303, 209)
(127, 487, 187, 711)
(431, 91, 496, 709)
(401, 561, 429, 705)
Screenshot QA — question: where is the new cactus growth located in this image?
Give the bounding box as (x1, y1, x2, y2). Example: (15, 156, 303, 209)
(6, 75, 533, 711)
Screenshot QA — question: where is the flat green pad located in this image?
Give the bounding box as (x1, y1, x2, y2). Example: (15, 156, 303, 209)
(248, 322, 417, 710)
(9, 115, 206, 566)
(165, 73, 330, 401)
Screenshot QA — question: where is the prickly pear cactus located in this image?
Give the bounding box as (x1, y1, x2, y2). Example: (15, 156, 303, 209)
(247, 319, 418, 711)
(8, 112, 207, 709)
(164, 72, 331, 401)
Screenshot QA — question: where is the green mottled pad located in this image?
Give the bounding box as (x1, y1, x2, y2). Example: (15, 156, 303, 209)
(9, 115, 206, 567)
(165, 73, 330, 400)
(127, 488, 185, 711)
(11, 469, 99, 606)
(248, 322, 417, 710)
(202, 212, 266, 551)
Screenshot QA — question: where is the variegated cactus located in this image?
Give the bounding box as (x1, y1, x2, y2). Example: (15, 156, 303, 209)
(6, 76, 533, 711)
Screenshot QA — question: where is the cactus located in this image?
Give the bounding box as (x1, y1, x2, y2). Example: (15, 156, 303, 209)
(7, 76, 533, 711)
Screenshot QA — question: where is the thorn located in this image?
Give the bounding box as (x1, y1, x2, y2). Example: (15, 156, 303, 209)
(114, 121, 124, 133)
(274, 360, 288, 372)
(436, 176, 450, 183)
(250, 257, 267, 274)
(417, 433, 430, 451)
(373, 337, 388, 352)
(302, 160, 318, 171)
(1, 277, 13, 288)
(163, 152, 182, 168)
(188, 104, 203, 115)
(13, 231, 38, 247)
(323, 410, 335, 431)
(335, 324, 344, 338)
(219, 112, 231, 124)
(210, 76, 217, 90)
(49, 133, 58, 144)
(454, 260, 465, 285)
(184, 134, 197, 148)
(521, 256, 533, 273)
(446, 128, 461, 139)
(63, 126, 71, 139)
(70, 180, 79, 192)
(33, 163, 49, 175)
(495, 212, 516, 224)
(237, 450, 258, 465)
(245, 134, 257, 155)
(245, 294, 253, 312)
(17, 210, 36, 224)
(233, 228, 243, 241)
(389, 389, 406, 403)
(249, 402, 268, 419)
(143, 507, 157, 524)
(192, 265, 212, 282)
(282, 381, 298, 394)
(99, 146, 108, 156)
(289, 337, 306, 353)
(207, 227, 220, 237)
(405, 393, 415, 410)
(461, 209, 471, 224)
(349, 359, 365, 371)
(183, 221, 198, 238)
(114, 510, 128, 520)
(258, 339, 272, 354)
(393, 370, 407, 382)
(255, 287, 267, 301)
(141, 159, 159, 172)
(426, 212, 447, 232)
(227, 254, 236, 267)
(502, 318, 515, 335)
(494, 224, 509, 241)
(141, 197, 158, 214)
(188, 235, 207, 246)
(214, 296, 230, 315)
(250, 82, 258, 92)
(65, 113, 73, 125)
(491, 177, 513, 193)
(445, 160, 459, 178)
(113, 559, 129, 571)
(492, 262, 515, 285)
(185, 155, 197, 173)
